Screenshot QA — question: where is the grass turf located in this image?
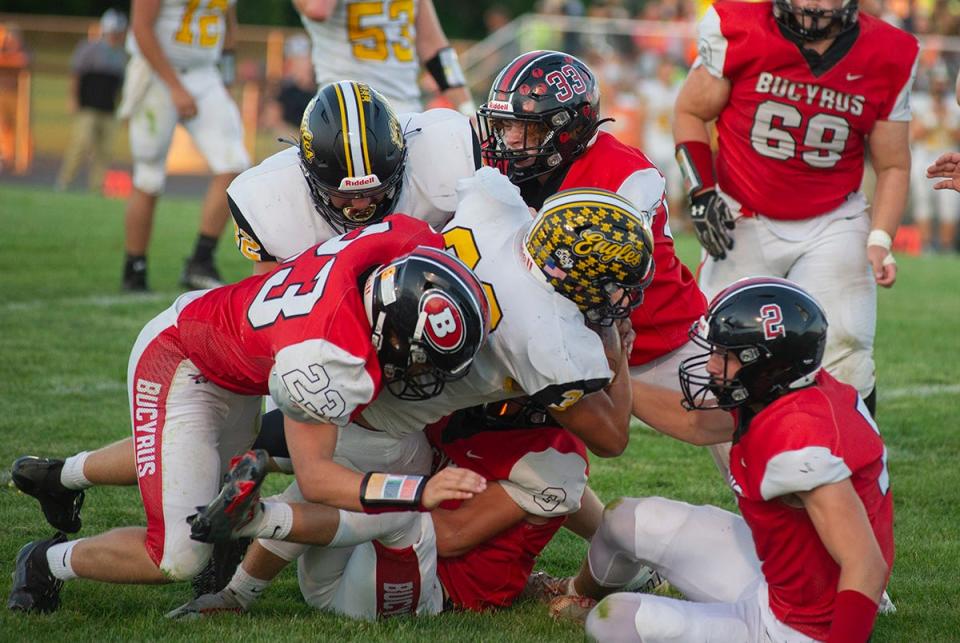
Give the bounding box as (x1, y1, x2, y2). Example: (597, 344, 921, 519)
(0, 185, 958, 641)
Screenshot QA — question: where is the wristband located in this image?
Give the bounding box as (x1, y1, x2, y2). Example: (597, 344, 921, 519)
(360, 472, 428, 513)
(826, 589, 878, 643)
(675, 141, 716, 196)
(425, 46, 466, 91)
(867, 229, 893, 250)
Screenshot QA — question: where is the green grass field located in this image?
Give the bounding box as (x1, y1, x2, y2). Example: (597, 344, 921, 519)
(1, 185, 958, 641)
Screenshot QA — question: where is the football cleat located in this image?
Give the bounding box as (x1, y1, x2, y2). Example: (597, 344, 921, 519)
(188, 450, 269, 544)
(878, 590, 896, 615)
(180, 258, 224, 290)
(11, 456, 85, 533)
(190, 538, 252, 599)
(548, 594, 597, 623)
(521, 571, 572, 603)
(7, 533, 67, 614)
(624, 566, 666, 595)
(165, 589, 246, 620)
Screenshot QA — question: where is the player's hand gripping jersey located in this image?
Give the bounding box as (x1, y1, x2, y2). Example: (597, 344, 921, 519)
(300, 0, 422, 112)
(126, 0, 233, 69)
(729, 370, 894, 641)
(557, 131, 706, 365)
(696, 1, 918, 219)
(360, 168, 611, 437)
(227, 109, 477, 263)
(173, 214, 441, 425)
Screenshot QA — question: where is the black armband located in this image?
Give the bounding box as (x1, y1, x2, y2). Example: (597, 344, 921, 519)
(425, 46, 466, 91)
(360, 472, 428, 513)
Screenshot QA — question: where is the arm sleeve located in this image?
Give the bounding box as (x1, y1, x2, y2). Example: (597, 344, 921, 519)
(499, 444, 588, 517)
(759, 446, 852, 500)
(228, 194, 277, 263)
(881, 44, 919, 122)
(692, 6, 729, 79)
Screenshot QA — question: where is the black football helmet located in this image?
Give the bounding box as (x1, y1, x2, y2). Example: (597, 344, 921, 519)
(773, 0, 859, 42)
(679, 277, 828, 410)
(299, 81, 407, 232)
(524, 188, 655, 326)
(364, 247, 490, 401)
(477, 51, 604, 183)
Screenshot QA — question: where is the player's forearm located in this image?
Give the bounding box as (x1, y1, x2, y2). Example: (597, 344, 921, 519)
(870, 166, 910, 237)
(294, 0, 337, 21)
(223, 6, 238, 51)
(631, 380, 732, 445)
(131, 10, 184, 92)
(292, 458, 366, 510)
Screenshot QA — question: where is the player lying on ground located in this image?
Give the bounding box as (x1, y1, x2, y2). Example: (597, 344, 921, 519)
(533, 278, 894, 643)
(168, 402, 591, 619)
(8, 217, 490, 614)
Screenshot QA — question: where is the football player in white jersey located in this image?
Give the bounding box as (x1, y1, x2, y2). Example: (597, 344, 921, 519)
(119, 0, 251, 292)
(166, 177, 656, 620)
(295, 0, 475, 115)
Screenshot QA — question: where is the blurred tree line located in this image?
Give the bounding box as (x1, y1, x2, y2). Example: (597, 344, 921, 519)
(0, 0, 540, 40)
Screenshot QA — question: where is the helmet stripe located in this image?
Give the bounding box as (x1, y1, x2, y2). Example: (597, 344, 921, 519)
(333, 82, 353, 176)
(335, 81, 369, 178)
(352, 82, 373, 175)
(494, 50, 550, 92)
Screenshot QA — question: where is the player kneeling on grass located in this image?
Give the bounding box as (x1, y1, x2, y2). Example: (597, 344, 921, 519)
(168, 401, 590, 620)
(7, 216, 490, 614)
(544, 278, 894, 643)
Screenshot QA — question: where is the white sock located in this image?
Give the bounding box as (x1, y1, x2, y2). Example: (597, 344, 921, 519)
(328, 509, 420, 549)
(225, 565, 272, 609)
(60, 452, 93, 490)
(46, 539, 82, 581)
(235, 501, 294, 540)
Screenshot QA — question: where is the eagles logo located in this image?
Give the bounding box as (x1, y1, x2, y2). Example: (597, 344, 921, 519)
(300, 113, 315, 163)
(572, 231, 646, 267)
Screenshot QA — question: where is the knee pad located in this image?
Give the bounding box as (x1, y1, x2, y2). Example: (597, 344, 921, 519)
(259, 536, 309, 563)
(159, 540, 213, 581)
(132, 159, 166, 195)
(585, 593, 644, 643)
(588, 497, 645, 588)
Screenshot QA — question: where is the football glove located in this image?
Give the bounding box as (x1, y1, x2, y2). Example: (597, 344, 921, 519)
(689, 188, 735, 260)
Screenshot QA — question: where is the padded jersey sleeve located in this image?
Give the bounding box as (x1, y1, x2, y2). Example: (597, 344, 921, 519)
(692, 5, 729, 79)
(881, 41, 919, 122)
(269, 338, 377, 427)
(499, 432, 589, 517)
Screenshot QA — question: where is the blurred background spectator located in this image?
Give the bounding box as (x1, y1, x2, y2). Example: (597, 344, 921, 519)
(55, 9, 128, 193)
(261, 33, 315, 141)
(0, 22, 30, 174)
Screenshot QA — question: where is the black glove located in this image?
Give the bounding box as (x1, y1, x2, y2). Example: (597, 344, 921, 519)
(689, 188, 736, 260)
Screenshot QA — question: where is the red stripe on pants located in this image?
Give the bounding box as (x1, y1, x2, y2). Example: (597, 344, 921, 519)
(374, 541, 422, 618)
(132, 326, 184, 566)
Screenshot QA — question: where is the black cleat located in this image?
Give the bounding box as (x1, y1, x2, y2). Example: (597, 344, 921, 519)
(180, 258, 224, 290)
(8, 533, 67, 614)
(122, 258, 149, 292)
(190, 538, 252, 599)
(11, 457, 85, 533)
(188, 450, 268, 544)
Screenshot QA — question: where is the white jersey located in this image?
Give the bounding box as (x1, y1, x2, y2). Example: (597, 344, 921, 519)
(126, 0, 233, 69)
(361, 167, 612, 438)
(300, 0, 422, 113)
(637, 78, 679, 167)
(227, 109, 477, 263)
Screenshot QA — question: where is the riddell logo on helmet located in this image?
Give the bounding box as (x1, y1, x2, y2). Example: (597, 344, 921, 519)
(421, 292, 465, 353)
(339, 174, 381, 190)
(486, 100, 513, 112)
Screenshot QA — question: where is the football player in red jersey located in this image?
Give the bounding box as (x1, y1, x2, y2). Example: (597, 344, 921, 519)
(8, 217, 490, 614)
(674, 0, 918, 416)
(560, 278, 893, 643)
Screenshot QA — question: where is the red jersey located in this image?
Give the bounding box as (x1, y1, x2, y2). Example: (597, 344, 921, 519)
(173, 215, 442, 424)
(560, 132, 706, 365)
(427, 421, 588, 611)
(729, 370, 894, 641)
(699, 2, 918, 219)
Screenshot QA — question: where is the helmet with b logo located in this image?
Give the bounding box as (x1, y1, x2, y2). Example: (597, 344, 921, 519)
(364, 247, 490, 400)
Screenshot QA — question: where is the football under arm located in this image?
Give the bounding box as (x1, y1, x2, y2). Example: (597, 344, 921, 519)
(284, 416, 367, 511)
(431, 481, 529, 558)
(630, 379, 733, 446)
(798, 480, 889, 603)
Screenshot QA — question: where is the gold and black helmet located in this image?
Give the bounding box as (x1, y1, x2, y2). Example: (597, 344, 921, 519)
(524, 188, 655, 325)
(299, 81, 406, 232)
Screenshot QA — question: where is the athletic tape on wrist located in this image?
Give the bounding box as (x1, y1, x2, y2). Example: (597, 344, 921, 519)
(426, 47, 466, 91)
(360, 472, 427, 513)
(675, 141, 716, 196)
(867, 229, 893, 250)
